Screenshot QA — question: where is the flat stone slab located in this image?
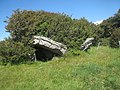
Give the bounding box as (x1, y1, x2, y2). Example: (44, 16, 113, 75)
(33, 36, 67, 56)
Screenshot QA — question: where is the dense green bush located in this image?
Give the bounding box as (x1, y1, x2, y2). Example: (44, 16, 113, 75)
(0, 39, 35, 65)
(5, 9, 102, 49)
(100, 9, 120, 48)
(109, 28, 120, 48)
(99, 38, 110, 46)
(2, 9, 103, 64)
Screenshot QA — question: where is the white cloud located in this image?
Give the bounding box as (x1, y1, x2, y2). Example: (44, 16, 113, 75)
(93, 20, 103, 25)
(0, 39, 4, 41)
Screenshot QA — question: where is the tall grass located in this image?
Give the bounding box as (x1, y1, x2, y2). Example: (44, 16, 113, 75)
(0, 46, 120, 90)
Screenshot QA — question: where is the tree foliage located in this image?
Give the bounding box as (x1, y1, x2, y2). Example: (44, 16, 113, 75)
(5, 9, 102, 49)
(0, 38, 35, 65)
(100, 9, 120, 48)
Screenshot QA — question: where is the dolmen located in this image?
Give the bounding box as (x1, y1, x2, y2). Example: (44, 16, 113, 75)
(32, 36, 67, 61)
(80, 38, 94, 51)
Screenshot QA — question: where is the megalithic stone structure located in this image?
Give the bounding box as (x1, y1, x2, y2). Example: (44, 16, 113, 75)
(32, 36, 67, 61)
(80, 38, 94, 51)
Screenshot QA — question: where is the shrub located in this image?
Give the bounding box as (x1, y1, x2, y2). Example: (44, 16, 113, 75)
(0, 39, 35, 65)
(109, 28, 120, 48)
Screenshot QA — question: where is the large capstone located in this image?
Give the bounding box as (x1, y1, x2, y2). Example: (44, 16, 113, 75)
(32, 36, 67, 61)
(80, 38, 94, 51)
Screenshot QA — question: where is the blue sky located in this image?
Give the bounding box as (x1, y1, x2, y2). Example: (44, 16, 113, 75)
(0, 0, 120, 40)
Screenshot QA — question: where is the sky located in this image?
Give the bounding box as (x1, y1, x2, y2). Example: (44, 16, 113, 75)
(0, 0, 120, 40)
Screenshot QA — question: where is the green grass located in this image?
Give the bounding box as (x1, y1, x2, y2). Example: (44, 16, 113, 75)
(0, 46, 120, 90)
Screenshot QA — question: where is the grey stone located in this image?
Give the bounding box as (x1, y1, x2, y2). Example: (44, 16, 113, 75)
(80, 38, 94, 51)
(32, 36, 67, 61)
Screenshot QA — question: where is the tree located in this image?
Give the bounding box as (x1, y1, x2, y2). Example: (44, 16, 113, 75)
(100, 9, 120, 47)
(109, 28, 120, 48)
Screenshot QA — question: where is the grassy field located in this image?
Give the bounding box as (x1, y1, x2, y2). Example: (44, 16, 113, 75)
(0, 47, 120, 90)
